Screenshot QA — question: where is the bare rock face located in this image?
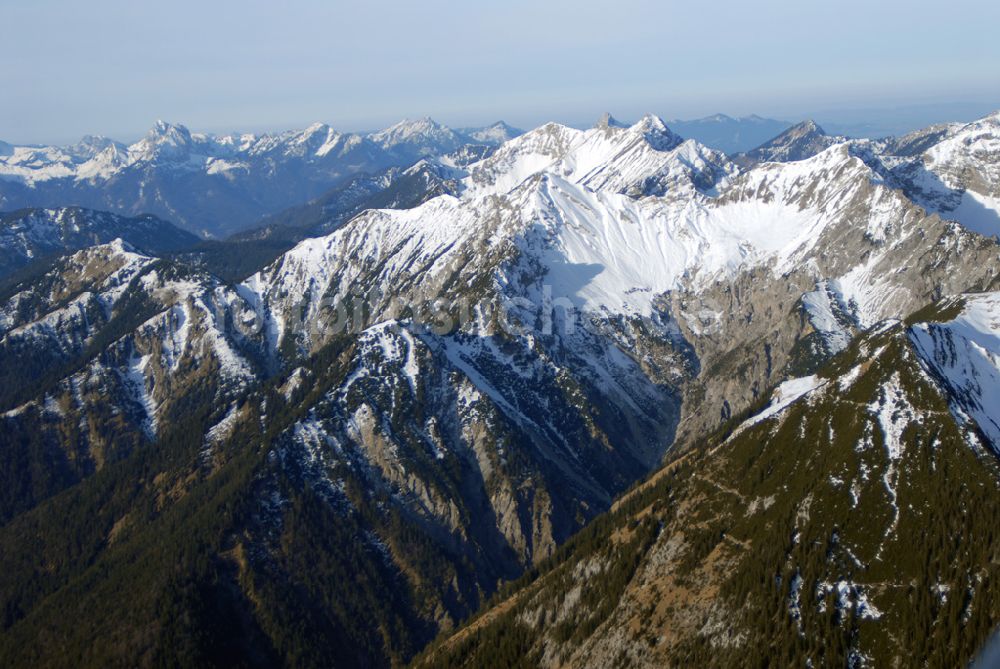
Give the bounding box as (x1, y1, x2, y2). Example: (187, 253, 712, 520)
(668, 164, 1000, 448)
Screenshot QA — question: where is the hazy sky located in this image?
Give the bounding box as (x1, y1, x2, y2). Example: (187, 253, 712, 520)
(3, 0, 999, 144)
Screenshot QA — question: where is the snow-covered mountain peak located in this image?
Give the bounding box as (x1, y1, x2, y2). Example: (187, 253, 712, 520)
(372, 117, 453, 143)
(247, 133, 910, 343)
(248, 136, 893, 336)
(129, 120, 199, 162)
(145, 120, 192, 144)
(461, 121, 523, 145)
(592, 112, 677, 145)
(955, 110, 1000, 132)
(629, 113, 682, 151)
(795, 119, 825, 134)
(411, 116, 442, 130)
(463, 122, 581, 193)
(62, 237, 152, 274)
(461, 114, 727, 200)
(925, 112, 1000, 162)
(294, 122, 336, 145)
(368, 117, 465, 160)
(726, 142, 871, 204)
(782, 119, 825, 137)
(68, 135, 124, 160)
(379, 116, 439, 135)
(635, 112, 667, 128)
(302, 121, 331, 135)
(104, 236, 143, 257)
(884, 110, 1000, 236)
(281, 122, 353, 158)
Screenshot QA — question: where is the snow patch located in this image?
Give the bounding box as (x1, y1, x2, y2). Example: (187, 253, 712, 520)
(815, 581, 883, 620)
(910, 292, 1000, 450)
(745, 375, 826, 428)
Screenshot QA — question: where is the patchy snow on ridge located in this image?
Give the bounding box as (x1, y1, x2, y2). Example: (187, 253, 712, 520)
(802, 281, 854, 353)
(910, 292, 1000, 450)
(752, 375, 826, 425)
(879, 112, 1000, 238)
(206, 402, 243, 444)
(728, 375, 826, 440)
(815, 580, 883, 620)
(866, 371, 920, 542)
(123, 353, 157, 437)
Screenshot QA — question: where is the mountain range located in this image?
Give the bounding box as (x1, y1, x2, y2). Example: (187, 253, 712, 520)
(1, 109, 999, 667)
(0, 118, 522, 238)
(0, 207, 199, 280)
(0, 114, 817, 241)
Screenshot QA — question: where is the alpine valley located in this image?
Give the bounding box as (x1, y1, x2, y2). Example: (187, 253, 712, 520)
(1, 109, 1000, 669)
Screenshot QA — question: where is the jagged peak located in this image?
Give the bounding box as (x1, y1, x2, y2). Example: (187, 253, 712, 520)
(632, 113, 670, 133)
(630, 113, 682, 151)
(588, 112, 673, 136)
(595, 112, 627, 129)
(146, 119, 190, 139)
(295, 122, 340, 148)
(68, 135, 124, 160)
(792, 119, 826, 135)
(138, 121, 194, 155)
(302, 121, 332, 135)
(480, 121, 580, 161)
(105, 236, 143, 255)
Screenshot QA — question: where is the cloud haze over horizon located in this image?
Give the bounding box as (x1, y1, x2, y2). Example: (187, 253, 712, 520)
(2, 0, 999, 144)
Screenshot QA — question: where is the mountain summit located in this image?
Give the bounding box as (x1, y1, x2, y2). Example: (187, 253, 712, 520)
(595, 112, 628, 129)
(368, 117, 466, 160)
(734, 119, 842, 166)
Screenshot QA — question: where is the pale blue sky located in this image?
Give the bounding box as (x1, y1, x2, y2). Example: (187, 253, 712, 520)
(2, 0, 999, 144)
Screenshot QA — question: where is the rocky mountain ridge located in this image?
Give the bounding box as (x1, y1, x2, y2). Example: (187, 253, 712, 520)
(1, 110, 999, 667)
(0, 207, 199, 279)
(419, 294, 1000, 668)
